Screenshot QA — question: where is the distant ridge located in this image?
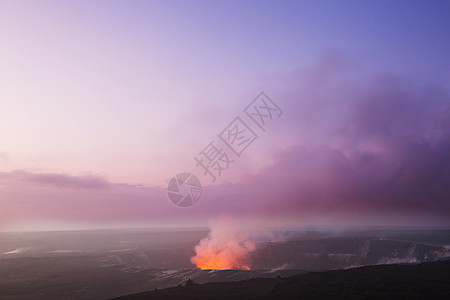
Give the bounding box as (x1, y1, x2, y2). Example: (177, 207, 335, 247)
(112, 260, 450, 300)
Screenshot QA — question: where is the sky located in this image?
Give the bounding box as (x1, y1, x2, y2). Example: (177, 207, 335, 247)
(0, 0, 449, 231)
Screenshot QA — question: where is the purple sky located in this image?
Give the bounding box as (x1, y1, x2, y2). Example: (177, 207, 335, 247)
(1, 1, 449, 231)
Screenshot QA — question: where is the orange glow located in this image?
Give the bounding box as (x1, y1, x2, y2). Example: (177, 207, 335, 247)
(190, 219, 255, 270)
(195, 251, 250, 270)
(195, 255, 251, 270)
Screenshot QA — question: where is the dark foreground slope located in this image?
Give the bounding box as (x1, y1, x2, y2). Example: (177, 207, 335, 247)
(112, 260, 450, 300)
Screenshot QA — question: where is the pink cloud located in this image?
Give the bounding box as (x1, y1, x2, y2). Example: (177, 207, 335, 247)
(2, 54, 449, 230)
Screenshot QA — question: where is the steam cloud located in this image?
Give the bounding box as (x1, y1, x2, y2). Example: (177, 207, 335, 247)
(191, 218, 256, 270)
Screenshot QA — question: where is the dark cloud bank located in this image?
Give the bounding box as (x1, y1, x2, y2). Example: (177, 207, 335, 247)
(238, 57, 450, 224)
(0, 170, 109, 189)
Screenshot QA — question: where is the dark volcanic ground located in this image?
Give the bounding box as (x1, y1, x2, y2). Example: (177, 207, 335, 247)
(1, 229, 449, 299)
(112, 260, 450, 300)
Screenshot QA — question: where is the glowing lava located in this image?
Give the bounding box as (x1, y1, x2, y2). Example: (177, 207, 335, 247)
(190, 222, 255, 270)
(194, 255, 251, 270)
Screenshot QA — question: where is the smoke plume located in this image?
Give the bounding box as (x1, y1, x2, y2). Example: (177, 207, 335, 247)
(191, 217, 256, 270)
